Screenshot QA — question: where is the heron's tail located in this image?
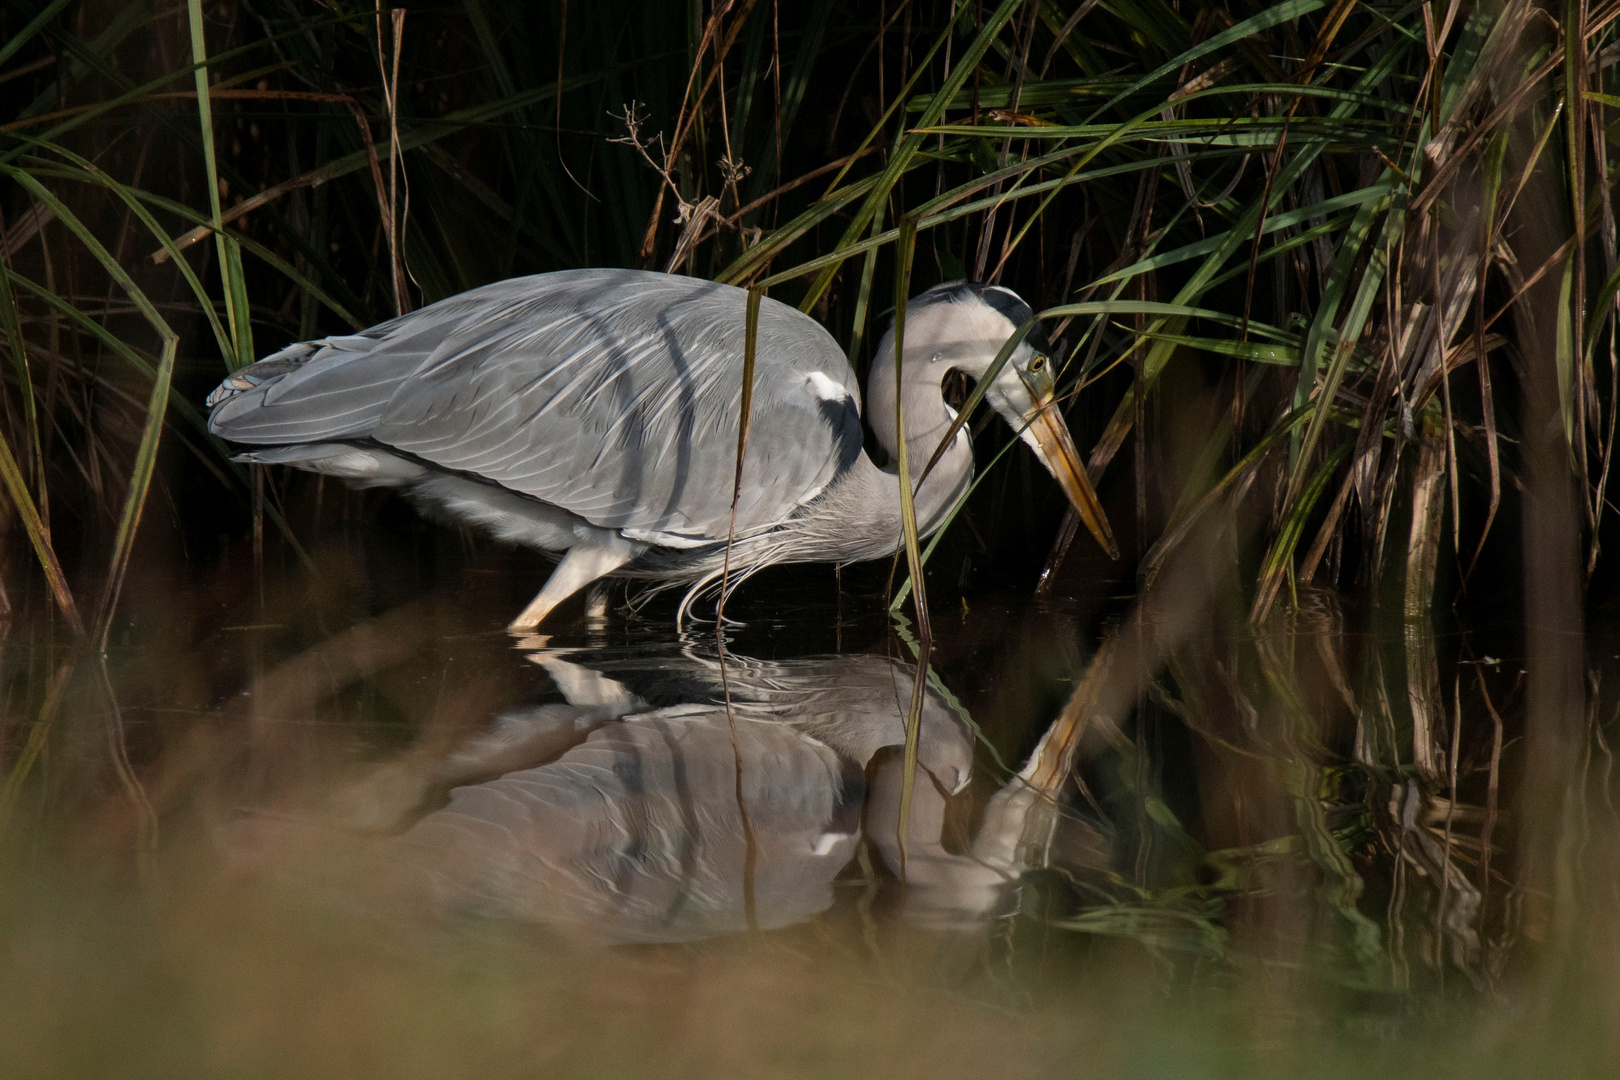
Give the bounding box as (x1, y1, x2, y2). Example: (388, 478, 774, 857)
(205, 329, 405, 446)
(204, 341, 326, 408)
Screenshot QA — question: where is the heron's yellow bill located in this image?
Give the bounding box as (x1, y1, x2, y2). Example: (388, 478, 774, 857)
(1021, 398, 1119, 560)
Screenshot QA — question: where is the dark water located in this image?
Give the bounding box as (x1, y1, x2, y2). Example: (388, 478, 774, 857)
(1, 524, 1617, 1078)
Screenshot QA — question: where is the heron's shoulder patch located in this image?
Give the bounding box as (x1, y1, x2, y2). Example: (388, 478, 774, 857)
(805, 371, 851, 403)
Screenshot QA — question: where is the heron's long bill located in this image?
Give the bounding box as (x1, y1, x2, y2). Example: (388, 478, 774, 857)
(1023, 401, 1120, 560)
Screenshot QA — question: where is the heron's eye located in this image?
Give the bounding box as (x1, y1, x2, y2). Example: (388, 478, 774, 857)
(1029, 355, 1047, 373)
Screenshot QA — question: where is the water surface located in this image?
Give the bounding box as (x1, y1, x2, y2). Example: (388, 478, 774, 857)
(0, 529, 1613, 1078)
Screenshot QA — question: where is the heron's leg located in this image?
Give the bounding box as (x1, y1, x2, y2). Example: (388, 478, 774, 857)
(526, 652, 640, 709)
(508, 544, 635, 631)
(584, 580, 611, 620)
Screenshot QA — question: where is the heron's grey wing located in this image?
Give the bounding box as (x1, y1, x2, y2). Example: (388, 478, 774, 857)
(208, 270, 864, 542)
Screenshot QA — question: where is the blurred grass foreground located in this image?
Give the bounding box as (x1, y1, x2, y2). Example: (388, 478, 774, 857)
(5, 0, 1620, 1076)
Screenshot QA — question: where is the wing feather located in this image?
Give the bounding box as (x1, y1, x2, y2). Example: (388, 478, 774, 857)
(207, 270, 864, 541)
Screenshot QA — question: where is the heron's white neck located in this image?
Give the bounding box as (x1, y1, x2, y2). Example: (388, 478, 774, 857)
(864, 340, 975, 533)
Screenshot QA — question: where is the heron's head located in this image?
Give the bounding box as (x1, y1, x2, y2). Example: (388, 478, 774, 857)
(884, 282, 1119, 560)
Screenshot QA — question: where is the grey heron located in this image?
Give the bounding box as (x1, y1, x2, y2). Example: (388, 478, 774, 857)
(206, 270, 1117, 629)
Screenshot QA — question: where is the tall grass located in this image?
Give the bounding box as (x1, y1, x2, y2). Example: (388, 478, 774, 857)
(0, 0, 1612, 636)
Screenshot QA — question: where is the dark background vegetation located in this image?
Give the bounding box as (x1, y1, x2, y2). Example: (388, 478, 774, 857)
(4, 0, 1614, 639)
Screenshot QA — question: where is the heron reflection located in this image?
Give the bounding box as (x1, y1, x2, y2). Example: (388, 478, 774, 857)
(368, 647, 1068, 943)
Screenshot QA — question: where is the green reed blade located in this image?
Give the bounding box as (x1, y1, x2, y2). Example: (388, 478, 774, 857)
(0, 658, 76, 823)
(0, 260, 315, 574)
(913, 109, 1396, 142)
(0, 168, 181, 644)
(1055, 0, 1326, 135)
(94, 330, 177, 651)
(727, 2, 769, 154)
(846, 203, 885, 372)
(1130, 332, 1301, 366)
(797, 0, 1025, 313)
(1283, 183, 1404, 513)
(0, 0, 73, 71)
(727, 138, 1239, 290)
(185, 0, 250, 369)
(0, 259, 311, 575)
(1251, 443, 1352, 622)
(891, 215, 932, 882)
(1289, 179, 1396, 464)
(1081, 35, 1416, 481)
(1089, 184, 1394, 288)
(742, 0, 832, 206)
(0, 234, 42, 498)
(14, 139, 233, 359)
(747, 152, 1233, 294)
(718, 286, 764, 621)
(223, 236, 254, 363)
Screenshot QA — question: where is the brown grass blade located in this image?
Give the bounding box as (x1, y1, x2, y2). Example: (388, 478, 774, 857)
(0, 428, 80, 634)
